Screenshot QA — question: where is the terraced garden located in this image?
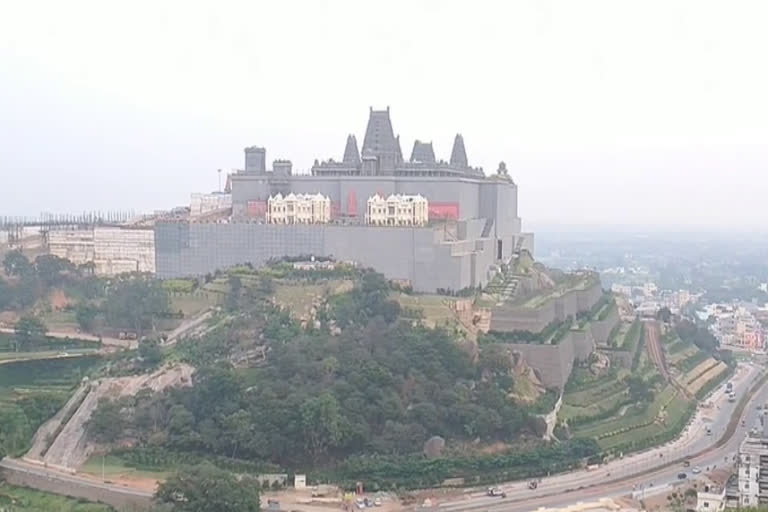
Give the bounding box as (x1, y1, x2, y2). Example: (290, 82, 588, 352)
(686, 361, 728, 396)
(559, 321, 704, 454)
(607, 319, 642, 351)
(571, 384, 684, 450)
(560, 326, 733, 453)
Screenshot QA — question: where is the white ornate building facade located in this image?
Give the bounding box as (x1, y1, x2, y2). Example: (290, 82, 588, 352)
(366, 194, 428, 227)
(267, 193, 331, 224)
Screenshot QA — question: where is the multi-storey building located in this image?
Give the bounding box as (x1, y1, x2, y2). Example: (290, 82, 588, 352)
(266, 193, 331, 224)
(366, 194, 428, 226)
(47, 226, 155, 275)
(737, 428, 768, 507)
(709, 305, 764, 351)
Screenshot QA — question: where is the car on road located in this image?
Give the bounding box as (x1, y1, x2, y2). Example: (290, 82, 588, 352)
(692, 466, 702, 474)
(373, 498, 382, 507)
(487, 487, 504, 497)
(677, 473, 687, 479)
(528, 481, 538, 490)
(682, 460, 691, 467)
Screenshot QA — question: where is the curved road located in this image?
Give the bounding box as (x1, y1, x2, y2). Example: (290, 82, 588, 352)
(0, 365, 761, 511)
(439, 362, 762, 512)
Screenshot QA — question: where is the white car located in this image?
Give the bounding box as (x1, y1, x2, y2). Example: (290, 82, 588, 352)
(692, 466, 702, 474)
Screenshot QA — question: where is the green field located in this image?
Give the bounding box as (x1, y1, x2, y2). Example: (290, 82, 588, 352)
(169, 291, 219, 317)
(573, 385, 677, 440)
(395, 293, 461, 329)
(605, 320, 642, 352)
(39, 309, 78, 331)
(560, 340, 684, 453)
(81, 454, 169, 481)
(0, 483, 113, 511)
(517, 274, 598, 308)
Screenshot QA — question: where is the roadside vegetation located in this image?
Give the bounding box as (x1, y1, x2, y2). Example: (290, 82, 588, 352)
(0, 483, 114, 511)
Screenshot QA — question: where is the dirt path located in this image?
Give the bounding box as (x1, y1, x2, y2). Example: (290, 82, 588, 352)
(162, 309, 214, 346)
(645, 320, 693, 399)
(644, 320, 669, 380)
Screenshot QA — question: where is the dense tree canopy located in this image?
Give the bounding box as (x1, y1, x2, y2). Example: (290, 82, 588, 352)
(675, 319, 718, 352)
(3, 250, 33, 277)
(14, 315, 47, 351)
(104, 277, 170, 335)
(93, 269, 541, 469)
(156, 464, 260, 512)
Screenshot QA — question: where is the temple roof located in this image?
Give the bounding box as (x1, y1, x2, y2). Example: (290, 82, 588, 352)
(361, 107, 402, 166)
(410, 140, 436, 164)
(450, 134, 468, 168)
(342, 135, 361, 166)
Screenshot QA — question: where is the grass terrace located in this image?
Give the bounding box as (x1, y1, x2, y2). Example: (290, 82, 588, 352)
(606, 320, 642, 351)
(395, 293, 459, 329)
(512, 273, 599, 308)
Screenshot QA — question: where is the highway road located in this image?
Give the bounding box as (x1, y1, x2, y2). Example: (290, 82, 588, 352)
(438, 362, 764, 512)
(0, 362, 761, 511)
(0, 457, 154, 500)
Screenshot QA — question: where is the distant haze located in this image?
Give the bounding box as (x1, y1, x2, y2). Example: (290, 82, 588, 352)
(1, 1, 766, 231)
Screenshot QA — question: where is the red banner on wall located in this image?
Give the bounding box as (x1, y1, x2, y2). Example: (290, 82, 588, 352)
(247, 200, 267, 217)
(429, 202, 459, 220)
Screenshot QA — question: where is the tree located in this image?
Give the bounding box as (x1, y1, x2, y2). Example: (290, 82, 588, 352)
(104, 277, 169, 336)
(675, 319, 718, 352)
(139, 338, 163, 368)
(34, 254, 75, 287)
(12, 275, 39, 308)
(0, 278, 12, 310)
(478, 344, 513, 376)
(14, 315, 47, 352)
(88, 399, 125, 443)
(656, 307, 672, 323)
(300, 392, 345, 459)
(75, 303, 98, 332)
(156, 464, 261, 512)
(3, 250, 32, 277)
(226, 275, 242, 311)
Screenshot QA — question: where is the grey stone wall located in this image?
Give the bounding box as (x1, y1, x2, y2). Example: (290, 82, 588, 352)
(155, 222, 497, 292)
(2, 466, 152, 510)
(505, 330, 595, 389)
(489, 282, 603, 333)
(229, 174, 520, 235)
(590, 305, 620, 346)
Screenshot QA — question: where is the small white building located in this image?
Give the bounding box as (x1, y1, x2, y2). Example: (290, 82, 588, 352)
(366, 194, 428, 227)
(267, 193, 331, 224)
(696, 481, 726, 512)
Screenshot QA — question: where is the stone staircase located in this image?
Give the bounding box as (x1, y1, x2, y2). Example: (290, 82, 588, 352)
(485, 264, 521, 303)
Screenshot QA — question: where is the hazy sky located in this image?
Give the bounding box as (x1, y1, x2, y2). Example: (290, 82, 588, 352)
(1, 1, 766, 231)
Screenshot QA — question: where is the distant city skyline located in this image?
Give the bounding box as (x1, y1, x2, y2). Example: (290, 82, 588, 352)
(1, 0, 766, 231)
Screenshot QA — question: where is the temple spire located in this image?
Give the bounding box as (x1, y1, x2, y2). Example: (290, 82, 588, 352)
(450, 134, 468, 168)
(342, 135, 361, 166)
(361, 107, 401, 172)
(410, 140, 436, 163)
